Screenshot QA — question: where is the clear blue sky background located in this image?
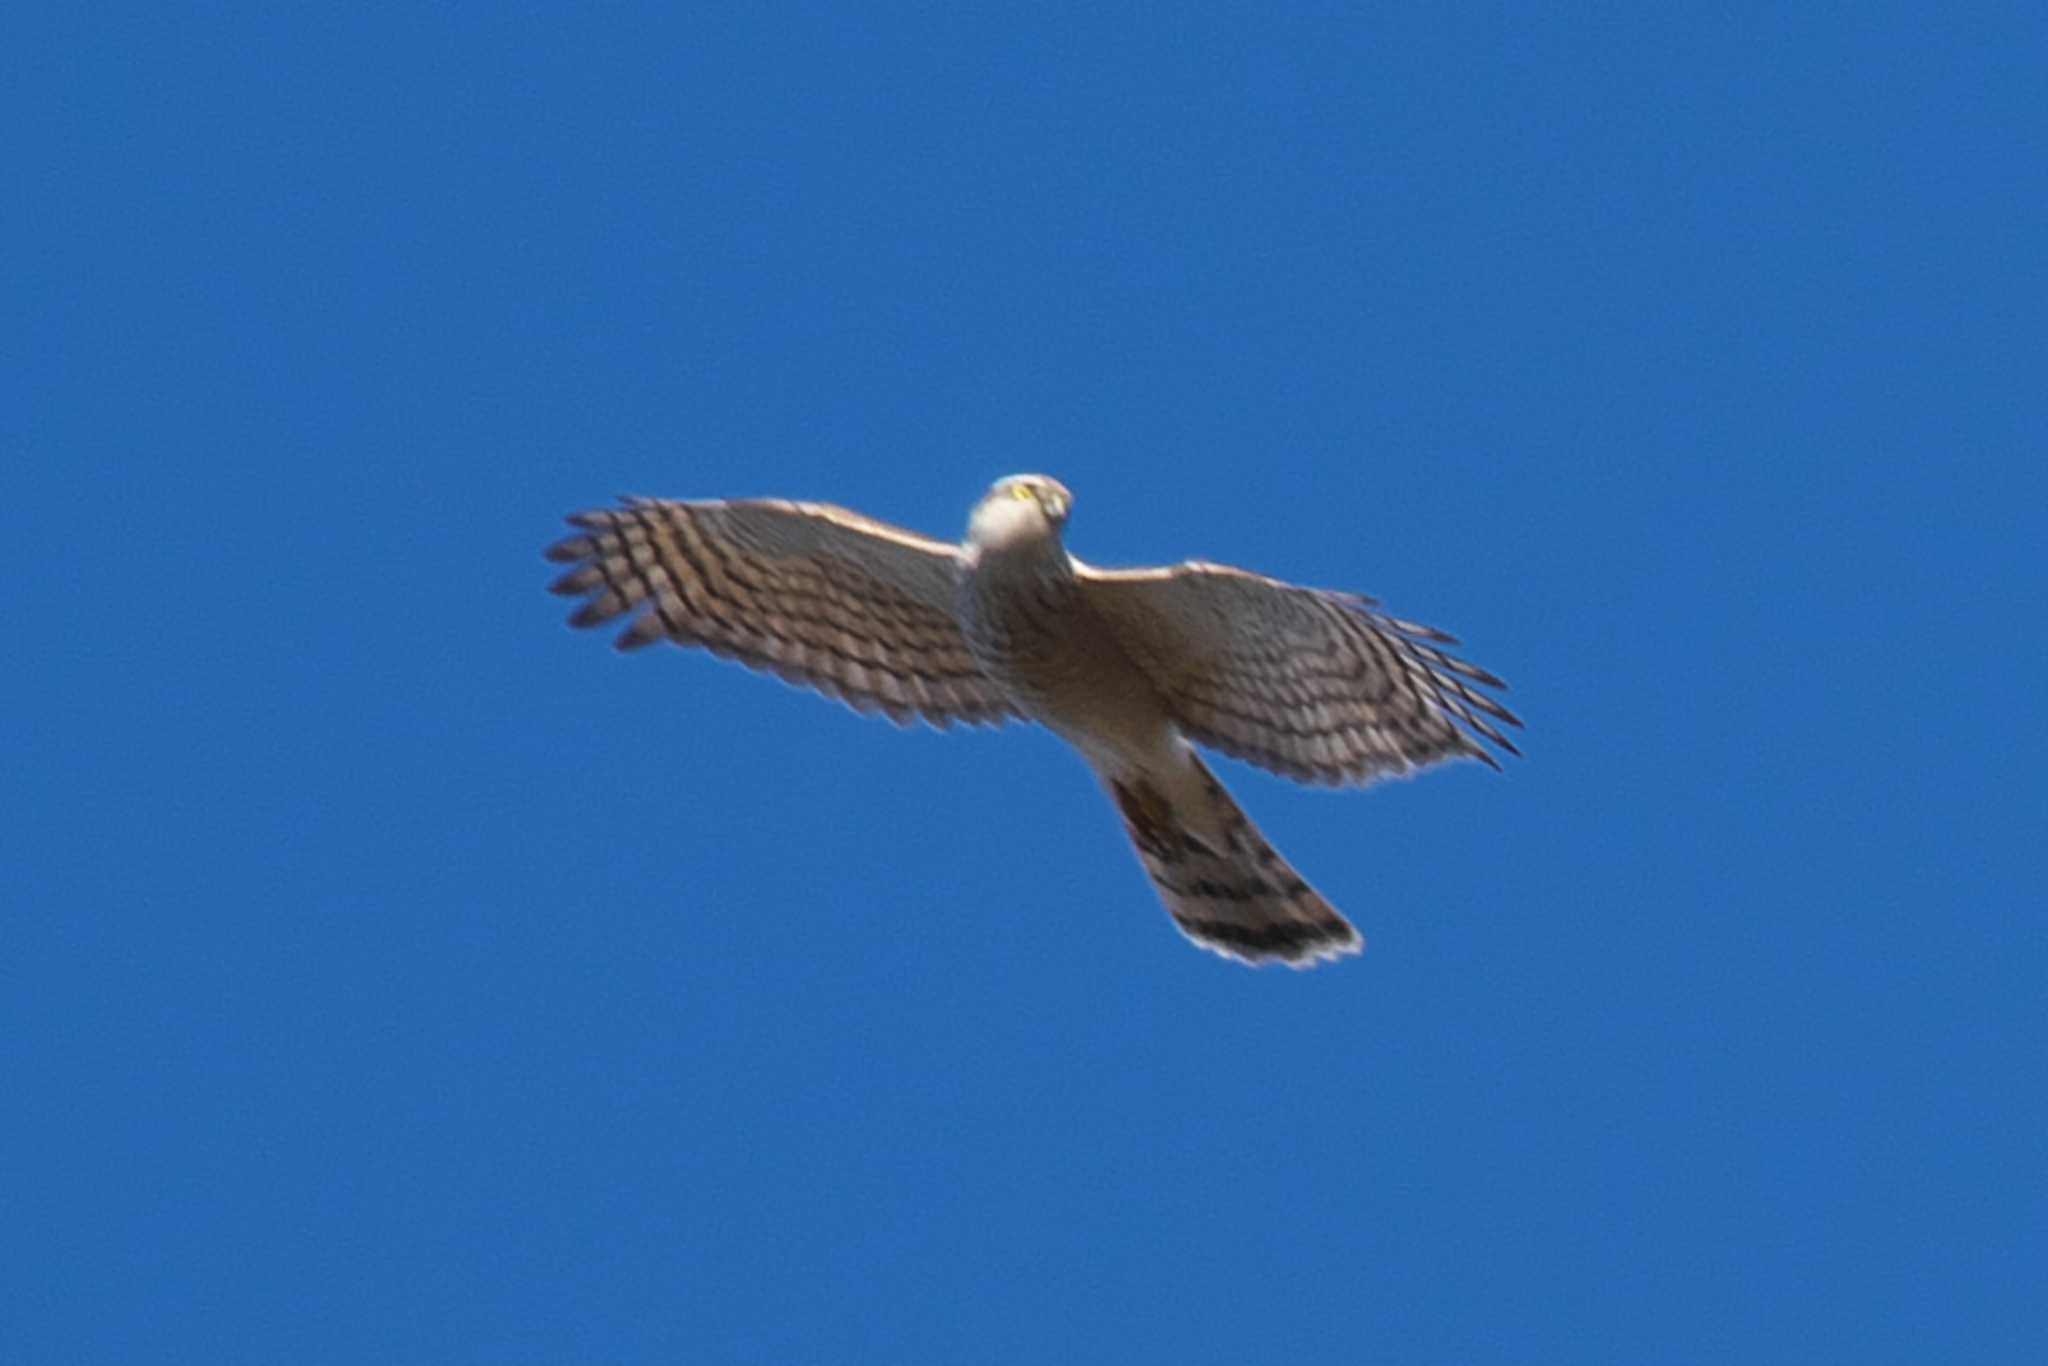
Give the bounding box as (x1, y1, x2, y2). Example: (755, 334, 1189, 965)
(8, 5, 2043, 1363)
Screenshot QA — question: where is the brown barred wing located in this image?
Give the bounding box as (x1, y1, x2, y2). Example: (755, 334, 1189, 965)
(546, 497, 1019, 727)
(1080, 561, 1521, 785)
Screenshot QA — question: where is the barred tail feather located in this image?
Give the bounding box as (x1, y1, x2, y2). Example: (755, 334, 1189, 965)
(1104, 755, 1361, 968)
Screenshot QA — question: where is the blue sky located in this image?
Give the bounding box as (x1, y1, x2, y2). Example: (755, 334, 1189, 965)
(8, 4, 2043, 1362)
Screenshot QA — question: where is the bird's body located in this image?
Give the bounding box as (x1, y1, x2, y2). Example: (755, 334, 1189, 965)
(957, 481, 1164, 765)
(547, 474, 1519, 967)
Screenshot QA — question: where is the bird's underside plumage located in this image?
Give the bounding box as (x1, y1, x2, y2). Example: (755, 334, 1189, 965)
(546, 478, 1520, 968)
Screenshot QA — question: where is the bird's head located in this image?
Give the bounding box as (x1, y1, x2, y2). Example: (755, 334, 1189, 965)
(967, 474, 1072, 553)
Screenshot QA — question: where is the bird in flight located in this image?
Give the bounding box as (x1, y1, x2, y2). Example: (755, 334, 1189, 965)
(546, 475, 1519, 967)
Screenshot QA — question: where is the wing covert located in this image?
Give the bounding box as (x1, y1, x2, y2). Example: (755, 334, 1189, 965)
(546, 497, 1018, 727)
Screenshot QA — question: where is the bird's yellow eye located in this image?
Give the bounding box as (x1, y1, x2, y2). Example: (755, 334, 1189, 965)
(1010, 483, 1036, 501)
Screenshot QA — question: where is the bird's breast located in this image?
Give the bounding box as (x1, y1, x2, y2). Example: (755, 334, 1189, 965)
(956, 553, 1171, 756)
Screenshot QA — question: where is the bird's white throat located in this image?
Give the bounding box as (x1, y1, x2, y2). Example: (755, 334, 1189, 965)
(966, 493, 1053, 554)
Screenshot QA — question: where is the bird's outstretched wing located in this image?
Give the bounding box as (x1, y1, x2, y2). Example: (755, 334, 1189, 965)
(1080, 561, 1520, 785)
(546, 498, 1019, 727)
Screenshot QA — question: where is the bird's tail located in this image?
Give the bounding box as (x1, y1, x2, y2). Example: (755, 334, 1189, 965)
(1102, 754, 1361, 968)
